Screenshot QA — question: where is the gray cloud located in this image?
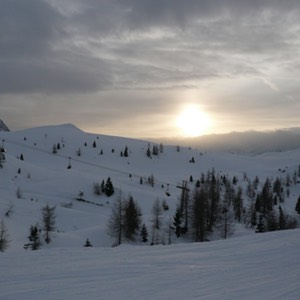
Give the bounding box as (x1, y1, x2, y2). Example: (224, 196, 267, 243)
(1, 0, 300, 136)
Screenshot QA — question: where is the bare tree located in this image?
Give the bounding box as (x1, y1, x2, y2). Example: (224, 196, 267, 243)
(215, 204, 235, 239)
(41, 205, 56, 244)
(107, 191, 124, 246)
(150, 198, 163, 245)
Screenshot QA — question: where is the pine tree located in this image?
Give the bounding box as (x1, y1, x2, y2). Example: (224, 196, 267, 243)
(266, 210, 278, 231)
(140, 224, 148, 243)
(233, 186, 243, 222)
(105, 177, 114, 197)
(191, 187, 208, 242)
(256, 214, 265, 233)
(173, 205, 183, 238)
(124, 146, 129, 157)
(84, 238, 93, 247)
(123, 196, 141, 241)
(278, 206, 286, 230)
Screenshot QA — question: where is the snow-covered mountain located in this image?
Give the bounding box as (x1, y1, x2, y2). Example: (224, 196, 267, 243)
(0, 124, 299, 299)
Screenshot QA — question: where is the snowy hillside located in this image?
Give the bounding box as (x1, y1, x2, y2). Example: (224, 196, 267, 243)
(0, 124, 299, 299)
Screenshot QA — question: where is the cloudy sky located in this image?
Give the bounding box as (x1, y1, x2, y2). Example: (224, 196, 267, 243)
(1, 0, 300, 138)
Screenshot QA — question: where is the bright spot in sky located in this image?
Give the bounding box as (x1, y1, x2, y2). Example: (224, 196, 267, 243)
(176, 105, 212, 137)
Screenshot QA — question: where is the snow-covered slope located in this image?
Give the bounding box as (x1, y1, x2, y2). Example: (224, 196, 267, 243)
(0, 124, 299, 299)
(1, 229, 299, 300)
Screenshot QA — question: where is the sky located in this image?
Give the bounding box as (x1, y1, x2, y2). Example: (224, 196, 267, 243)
(1, 0, 300, 138)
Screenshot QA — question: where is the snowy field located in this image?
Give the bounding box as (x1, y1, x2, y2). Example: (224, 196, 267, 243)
(1, 229, 299, 300)
(0, 124, 299, 299)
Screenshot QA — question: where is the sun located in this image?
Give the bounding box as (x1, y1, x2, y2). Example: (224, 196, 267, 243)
(176, 105, 212, 137)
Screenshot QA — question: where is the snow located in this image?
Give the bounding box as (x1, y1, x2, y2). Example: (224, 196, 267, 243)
(1, 230, 299, 300)
(0, 124, 300, 299)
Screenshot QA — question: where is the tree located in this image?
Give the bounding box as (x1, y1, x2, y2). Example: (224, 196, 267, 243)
(105, 177, 114, 197)
(140, 224, 148, 243)
(41, 205, 56, 244)
(52, 144, 57, 154)
(124, 146, 129, 157)
(266, 210, 278, 231)
(93, 182, 102, 195)
(173, 205, 183, 238)
(123, 196, 141, 241)
(233, 186, 243, 222)
(191, 187, 209, 242)
(0, 219, 10, 252)
(256, 214, 265, 233)
(178, 181, 190, 234)
(24, 225, 41, 250)
(84, 238, 93, 247)
(150, 199, 163, 245)
(295, 196, 300, 214)
(278, 206, 287, 230)
(215, 205, 235, 239)
(107, 192, 124, 246)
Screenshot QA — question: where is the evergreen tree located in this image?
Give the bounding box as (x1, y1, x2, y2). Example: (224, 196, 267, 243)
(278, 206, 286, 230)
(256, 214, 265, 233)
(266, 210, 278, 231)
(250, 205, 257, 228)
(140, 224, 148, 243)
(105, 177, 114, 197)
(173, 205, 183, 238)
(52, 144, 57, 154)
(41, 205, 56, 244)
(84, 238, 93, 247)
(191, 187, 208, 242)
(124, 146, 129, 157)
(123, 196, 141, 241)
(146, 147, 151, 158)
(233, 186, 243, 222)
(207, 171, 220, 231)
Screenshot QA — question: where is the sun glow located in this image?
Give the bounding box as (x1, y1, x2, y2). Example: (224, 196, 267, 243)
(176, 105, 212, 137)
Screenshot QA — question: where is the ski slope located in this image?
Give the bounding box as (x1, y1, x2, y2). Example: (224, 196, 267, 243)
(0, 124, 299, 299)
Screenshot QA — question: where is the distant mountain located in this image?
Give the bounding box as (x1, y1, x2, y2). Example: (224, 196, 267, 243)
(156, 128, 300, 154)
(0, 119, 10, 131)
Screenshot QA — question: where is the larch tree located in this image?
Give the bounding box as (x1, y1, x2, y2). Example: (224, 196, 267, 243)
(150, 198, 163, 245)
(41, 205, 56, 244)
(107, 191, 125, 246)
